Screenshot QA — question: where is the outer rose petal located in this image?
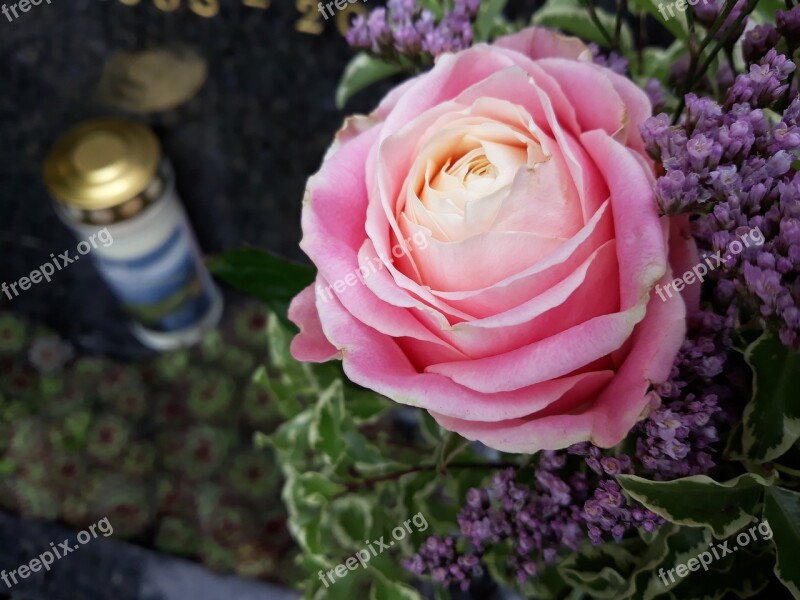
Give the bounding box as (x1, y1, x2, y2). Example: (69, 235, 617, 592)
(430, 220, 691, 453)
(316, 286, 616, 422)
(289, 283, 339, 363)
(431, 275, 686, 452)
(493, 28, 593, 62)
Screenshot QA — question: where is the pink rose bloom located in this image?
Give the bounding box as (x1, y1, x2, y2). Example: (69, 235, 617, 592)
(289, 27, 698, 453)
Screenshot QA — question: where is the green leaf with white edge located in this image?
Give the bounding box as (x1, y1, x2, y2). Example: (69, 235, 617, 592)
(282, 469, 345, 555)
(519, 563, 570, 600)
(662, 546, 774, 600)
(620, 525, 711, 600)
(347, 388, 391, 423)
(617, 473, 774, 538)
(343, 427, 409, 476)
(295, 471, 346, 505)
(206, 248, 314, 324)
(265, 313, 338, 409)
(250, 365, 305, 421)
(310, 561, 366, 600)
(310, 380, 347, 464)
(268, 410, 314, 463)
(399, 470, 458, 534)
(435, 431, 470, 473)
(763, 486, 800, 598)
(481, 542, 516, 592)
(330, 495, 374, 549)
(370, 570, 422, 600)
(739, 332, 800, 463)
(266, 313, 309, 385)
(359, 534, 412, 581)
(532, 4, 634, 55)
(627, 0, 688, 40)
(284, 488, 326, 554)
(336, 53, 404, 110)
(724, 421, 746, 462)
(559, 540, 644, 599)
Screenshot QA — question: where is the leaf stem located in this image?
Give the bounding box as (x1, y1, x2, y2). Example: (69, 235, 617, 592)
(672, 0, 750, 123)
(613, 0, 627, 52)
(773, 463, 800, 478)
(690, 0, 758, 87)
(340, 461, 520, 495)
(579, 0, 614, 48)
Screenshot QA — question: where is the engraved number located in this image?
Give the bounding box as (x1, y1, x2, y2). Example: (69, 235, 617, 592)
(336, 3, 367, 36)
(189, 0, 219, 17)
(295, 0, 324, 35)
(153, 0, 180, 11)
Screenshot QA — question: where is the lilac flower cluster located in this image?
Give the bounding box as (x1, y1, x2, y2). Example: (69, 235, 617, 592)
(636, 309, 739, 479)
(403, 535, 481, 591)
(641, 48, 800, 348)
(725, 50, 796, 107)
(568, 445, 664, 544)
(404, 454, 588, 589)
(347, 0, 479, 63)
(742, 5, 800, 71)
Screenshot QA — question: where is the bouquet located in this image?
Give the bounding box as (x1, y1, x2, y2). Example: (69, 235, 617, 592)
(210, 0, 800, 598)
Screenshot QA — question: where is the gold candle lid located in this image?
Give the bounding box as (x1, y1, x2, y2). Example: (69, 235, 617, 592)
(44, 118, 161, 210)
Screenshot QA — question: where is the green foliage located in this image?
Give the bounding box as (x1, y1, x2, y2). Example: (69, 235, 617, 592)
(752, 0, 786, 24)
(559, 540, 645, 599)
(533, 0, 634, 55)
(474, 0, 510, 42)
(763, 486, 800, 598)
(626, 0, 688, 41)
(207, 248, 315, 324)
(637, 40, 685, 82)
(261, 312, 504, 598)
(336, 53, 405, 109)
(617, 473, 775, 538)
(728, 332, 800, 463)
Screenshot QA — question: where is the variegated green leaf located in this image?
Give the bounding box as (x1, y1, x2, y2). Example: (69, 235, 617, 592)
(764, 486, 800, 598)
(617, 473, 773, 538)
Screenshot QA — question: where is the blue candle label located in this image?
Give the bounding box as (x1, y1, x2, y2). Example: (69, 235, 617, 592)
(91, 223, 216, 332)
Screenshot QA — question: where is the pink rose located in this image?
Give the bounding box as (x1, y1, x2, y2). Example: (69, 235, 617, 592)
(289, 27, 697, 453)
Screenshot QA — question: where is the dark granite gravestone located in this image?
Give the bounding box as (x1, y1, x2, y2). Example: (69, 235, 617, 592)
(0, 0, 397, 359)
